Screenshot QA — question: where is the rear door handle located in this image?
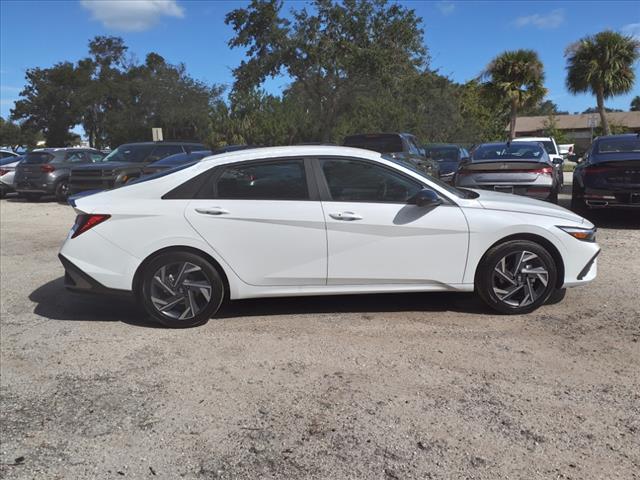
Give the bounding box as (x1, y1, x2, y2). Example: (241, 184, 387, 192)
(329, 211, 362, 221)
(195, 207, 229, 216)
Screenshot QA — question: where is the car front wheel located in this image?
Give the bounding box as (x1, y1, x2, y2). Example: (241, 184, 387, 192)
(476, 240, 558, 314)
(140, 251, 225, 328)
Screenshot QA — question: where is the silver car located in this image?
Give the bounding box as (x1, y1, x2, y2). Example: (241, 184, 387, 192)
(0, 155, 23, 198)
(455, 141, 559, 203)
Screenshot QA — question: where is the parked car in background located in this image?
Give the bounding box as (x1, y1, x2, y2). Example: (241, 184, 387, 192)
(344, 133, 440, 178)
(59, 145, 598, 328)
(572, 134, 640, 210)
(1, 149, 20, 160)
(142, 150, 213, 176)
(69, 141, 204, 195)
(14, 148, 105, 201)
(0, 155, 23, 198)
(423, 144, 469, 184)
(456, 142, 559, 203)
(513, 136, 564, 185)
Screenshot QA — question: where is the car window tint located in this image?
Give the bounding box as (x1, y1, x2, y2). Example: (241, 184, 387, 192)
(89, 152, 105, 162)
(148, 145, 184, 162)
(321, 159, 422, 203)
(23, 152, 54, 164)
(66, 151, 87, 163)
(215, 160, 308, 200)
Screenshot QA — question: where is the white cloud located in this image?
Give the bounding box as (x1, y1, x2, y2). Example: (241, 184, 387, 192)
(80, 0, 184, 32)
(514, 9, 565, 29)
(621, 23, 640, 40)
(436, 1, 456, 16)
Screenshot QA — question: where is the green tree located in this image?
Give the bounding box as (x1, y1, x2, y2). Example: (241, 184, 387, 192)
(630, 95, 640, 111)
(565, 30, 640, 135)
(542, 114, 569, 143)
(481, 49, 547, 140)
(225, 0, 428, 142)
(11, 62, 87, 146)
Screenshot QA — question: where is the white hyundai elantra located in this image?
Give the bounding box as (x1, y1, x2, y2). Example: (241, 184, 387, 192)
(60, 146, 599, 328)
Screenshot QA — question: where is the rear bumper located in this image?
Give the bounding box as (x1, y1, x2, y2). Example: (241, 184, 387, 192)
(463, 184, 555, 201)
(59, 254, 132, 296)
(581, 188, 640, 208)
(15, 181, 56, 194)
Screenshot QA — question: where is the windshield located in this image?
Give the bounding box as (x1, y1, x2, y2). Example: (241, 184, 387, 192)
(383, 154, 478, 199)
(473, 143, 545, 161)
(424, 147, 458, 161)
(102, 145, 155, 163)
(541, 141, 557, 155)
(345, 135, 403, 153)
(597, 137, 640, 154)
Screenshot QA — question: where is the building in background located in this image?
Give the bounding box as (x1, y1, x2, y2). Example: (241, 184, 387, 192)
(511, 112, 640, 153)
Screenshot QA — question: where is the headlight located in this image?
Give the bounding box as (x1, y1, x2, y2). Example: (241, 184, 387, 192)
(557, 226, 597, 242)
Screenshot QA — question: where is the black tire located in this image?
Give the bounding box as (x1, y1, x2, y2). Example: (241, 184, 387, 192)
(55, 179, 70, 202)
(548, 188, 558, 204)
(476, 240, 557, 315)
(140, 251, 224, 328)
(0, 190, 6, 199)
(546, 288, 567, 305)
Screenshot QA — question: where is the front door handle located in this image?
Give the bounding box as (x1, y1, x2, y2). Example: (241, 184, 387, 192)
(195, 207, 229, 216)
(329, 211, 362, 221)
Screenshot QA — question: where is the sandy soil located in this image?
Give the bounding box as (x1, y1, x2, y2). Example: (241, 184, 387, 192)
(1, 192, 639, 479)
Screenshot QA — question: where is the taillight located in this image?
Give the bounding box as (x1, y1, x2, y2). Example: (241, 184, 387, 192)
(0, 168, 8, 176)
(40, 164, 55, 173)
(71, 214, 111, 239)
(534, 167, 553, 175)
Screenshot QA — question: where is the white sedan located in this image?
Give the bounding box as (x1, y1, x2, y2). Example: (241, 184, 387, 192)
(60, 146, 599, 328)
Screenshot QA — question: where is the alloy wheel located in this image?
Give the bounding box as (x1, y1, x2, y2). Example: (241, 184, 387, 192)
(492, 250, 549, 308)
(150, 262, 213, 320)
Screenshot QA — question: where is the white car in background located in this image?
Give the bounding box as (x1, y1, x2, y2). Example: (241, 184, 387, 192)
(513, 137, 565, 185)
(59, 146, 599, 328)
(0, 152, 22, 198)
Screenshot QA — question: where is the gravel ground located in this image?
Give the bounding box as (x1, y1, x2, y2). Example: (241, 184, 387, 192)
(1, 188, 639, 479)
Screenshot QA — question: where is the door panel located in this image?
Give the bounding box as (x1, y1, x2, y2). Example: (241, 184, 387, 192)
(185, 200, 327, 286)
(317, 157, 468, 285)
(322, 202, 468, 285)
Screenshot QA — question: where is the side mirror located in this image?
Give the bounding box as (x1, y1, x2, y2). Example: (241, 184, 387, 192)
(460, 156, 471, 165)
(412, 188, 442, 208)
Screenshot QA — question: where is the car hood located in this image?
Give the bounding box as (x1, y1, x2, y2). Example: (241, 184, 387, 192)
(72, 161, 138, 170)
(472, 189, 584, 223)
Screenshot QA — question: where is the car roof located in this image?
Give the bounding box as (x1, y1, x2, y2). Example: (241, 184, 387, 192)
(197, 145, 382, 167)
(424, 143, 460, 148)
(117, 141, 203, 147)
(513, 137, 552, 141)
(594, 133, 639, 142)
(477, 141, 543, 148)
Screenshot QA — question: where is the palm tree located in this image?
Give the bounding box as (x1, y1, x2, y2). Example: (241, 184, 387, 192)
(482, 49, 546, 140)
(565, 31, 640, 135)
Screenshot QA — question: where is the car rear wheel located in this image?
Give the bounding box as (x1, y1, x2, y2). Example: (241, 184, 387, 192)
(55, 180, 70, 202)
(140, 251, 224, 328)
(571, 182, 587, 213)
(476, 240, 557, 314)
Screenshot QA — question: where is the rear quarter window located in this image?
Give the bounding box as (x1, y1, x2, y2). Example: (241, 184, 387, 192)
(23, 152, 54, 164)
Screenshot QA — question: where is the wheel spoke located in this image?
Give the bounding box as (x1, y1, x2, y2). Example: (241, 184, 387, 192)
(494, 266, 516, 285)
(153, 275, 175, 296)
(158, 295, 184, 312)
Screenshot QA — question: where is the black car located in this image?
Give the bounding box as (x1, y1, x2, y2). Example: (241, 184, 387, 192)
(69, 141, 204, 195)
(572, 134, 640, 210)
(343, 133, 440, 178)
(423, 144, 469, 184)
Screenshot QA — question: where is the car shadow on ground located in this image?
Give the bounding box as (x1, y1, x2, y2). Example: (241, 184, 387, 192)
(30, 277, 489, 327)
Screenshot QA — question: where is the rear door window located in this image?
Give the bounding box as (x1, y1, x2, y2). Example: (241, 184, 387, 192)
(213, 160, 308, 200)
(89, 152, 105, 162)
(65, 151, 88, 163)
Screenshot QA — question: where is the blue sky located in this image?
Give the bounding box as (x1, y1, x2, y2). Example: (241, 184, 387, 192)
(1, 0, 639, 125)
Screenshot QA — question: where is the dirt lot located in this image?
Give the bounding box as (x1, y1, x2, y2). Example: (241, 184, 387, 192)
(1, 189, 639, 479)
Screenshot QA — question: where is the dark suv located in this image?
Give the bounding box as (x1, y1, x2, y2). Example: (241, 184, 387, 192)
(69, 142, 204, 195)
(14, 148, 105, 201)
(343, 133, 440, 178)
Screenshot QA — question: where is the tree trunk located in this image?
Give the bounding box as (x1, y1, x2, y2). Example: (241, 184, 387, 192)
(509, 100, 518, 141)
(596, 87, 610, 136)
